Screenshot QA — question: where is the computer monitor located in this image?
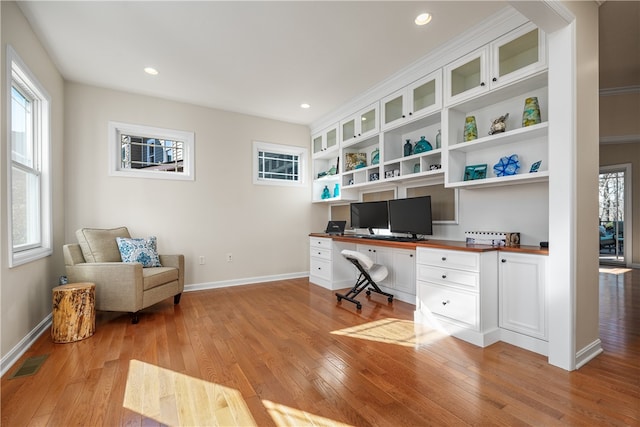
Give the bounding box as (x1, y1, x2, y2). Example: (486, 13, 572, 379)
(350, 201, 389, 234)
(388, 196, 432, 239)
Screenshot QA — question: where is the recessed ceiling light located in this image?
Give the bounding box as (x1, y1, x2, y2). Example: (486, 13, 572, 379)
(144, 67, 159, 75)
(415, 13, 432, 26)
(301, 103, 310, 109)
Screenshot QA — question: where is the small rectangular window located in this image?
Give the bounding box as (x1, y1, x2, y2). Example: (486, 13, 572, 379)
(253, 141, 307, 186)
(108, 121, 195, 180)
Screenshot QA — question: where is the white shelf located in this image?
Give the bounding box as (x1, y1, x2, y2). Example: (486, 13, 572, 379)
(449, 122, 548, 154)
(447, 170, 549, 189)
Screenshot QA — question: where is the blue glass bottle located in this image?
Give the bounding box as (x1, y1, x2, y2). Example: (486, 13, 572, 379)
(321, 185, 331, 199)
(413, 136, 432, 154)
(333, 183, 340, 198)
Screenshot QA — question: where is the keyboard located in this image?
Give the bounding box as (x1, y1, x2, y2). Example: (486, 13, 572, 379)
(353, 235, 425, 243)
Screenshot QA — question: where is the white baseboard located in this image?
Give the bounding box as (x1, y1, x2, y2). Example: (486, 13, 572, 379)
(575, 338, 603, 369)
(1, 313, 52, 377)
(185, 271, 309, 293)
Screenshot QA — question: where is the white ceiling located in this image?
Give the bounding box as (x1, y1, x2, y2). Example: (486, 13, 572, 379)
(17, 1, 508, 126)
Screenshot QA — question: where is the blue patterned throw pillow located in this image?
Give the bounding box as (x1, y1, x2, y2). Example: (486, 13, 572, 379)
(116, 236, 162, 267)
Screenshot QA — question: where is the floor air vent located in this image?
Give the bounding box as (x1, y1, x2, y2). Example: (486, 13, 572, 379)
(8, 354, 49, 379)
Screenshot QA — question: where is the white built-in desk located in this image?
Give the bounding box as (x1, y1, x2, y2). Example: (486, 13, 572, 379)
(309, 233, 549, 354)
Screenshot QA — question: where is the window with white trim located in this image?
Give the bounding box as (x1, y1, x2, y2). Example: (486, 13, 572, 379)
(7, 46, 52, 267)
(253, 141, 307, 186)
(108, 121, 195, 180)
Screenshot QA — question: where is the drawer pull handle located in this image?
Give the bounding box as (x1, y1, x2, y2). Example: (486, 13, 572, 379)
(318, 252, 321, 255)
(501, 259, 507, 263)
(442, 274, 447, 279)
(442, 300, 450, 306)
(441, 257, 447, 261)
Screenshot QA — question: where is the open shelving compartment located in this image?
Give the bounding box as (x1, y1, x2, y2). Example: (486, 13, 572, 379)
(382, 111, 444, 181)
(445, 72, 549, 188)
(341, 134, 381, 188)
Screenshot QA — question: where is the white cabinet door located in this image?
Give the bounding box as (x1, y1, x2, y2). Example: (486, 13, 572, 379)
(311, 123, 339, 157)
(392, 249, 416, 294)
(444, 47, 489, 106)
(489, 23, 546, 89)
(341, 103, 379, 144)
(498, 252, 547, 340)
(381, 70, 442, 131)
(357, 244, 393, 287)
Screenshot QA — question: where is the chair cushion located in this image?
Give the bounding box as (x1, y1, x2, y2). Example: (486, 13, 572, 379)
(116, 236, 162, 267)
(341, 249, 374, 270)
(76, 227, 130, 263)
(143, 267, 179, 290)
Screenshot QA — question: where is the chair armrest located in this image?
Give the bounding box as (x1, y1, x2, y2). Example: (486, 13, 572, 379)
(65, 262, 144, 312)
(159, 254, 185, 290)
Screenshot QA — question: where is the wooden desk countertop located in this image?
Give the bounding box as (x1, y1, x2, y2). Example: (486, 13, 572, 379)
(309, 233, 548, 255)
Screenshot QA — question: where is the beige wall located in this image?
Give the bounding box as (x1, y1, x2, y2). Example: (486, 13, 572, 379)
(64, 83, 313, 286)
(570, 0, 601, 361)
(600, 143, 640, 265)
(1, 2, 66, 361)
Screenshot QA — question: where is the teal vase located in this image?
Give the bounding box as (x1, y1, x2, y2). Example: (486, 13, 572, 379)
(321, 185, 331, 199)
(413, 136, 432, 154)
(371, 148, 379, 165)
(464, 116, 478, 142)
(333, 183, 340, 198)
(522, 97, 541, 127)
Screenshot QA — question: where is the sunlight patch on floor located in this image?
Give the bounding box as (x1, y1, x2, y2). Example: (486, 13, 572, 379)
(123, 359, 257, 426)
(599, 267, 632, 275)
(263, 399, 353, 427)
(330, 318, 445, 347)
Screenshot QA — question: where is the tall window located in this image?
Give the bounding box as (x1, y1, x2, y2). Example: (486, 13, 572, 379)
(7, 46, 52, 267)
(253, 141, 307, 186)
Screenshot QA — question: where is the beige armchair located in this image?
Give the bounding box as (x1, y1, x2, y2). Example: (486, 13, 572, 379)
(63, 227, 184, 323)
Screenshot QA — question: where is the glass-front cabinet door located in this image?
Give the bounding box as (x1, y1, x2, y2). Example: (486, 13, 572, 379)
(341, 103, 379, 145)
(444, 48, 489, 105)
(490, 23, 546, 89)
(381, 70, 441, 131)
(382, 92, 404, 128)
(410, 70, 441, 119)
(312, 123, 339, 157)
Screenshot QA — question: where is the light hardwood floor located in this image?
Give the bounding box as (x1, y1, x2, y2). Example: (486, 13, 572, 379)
(2, 269, 638, 426)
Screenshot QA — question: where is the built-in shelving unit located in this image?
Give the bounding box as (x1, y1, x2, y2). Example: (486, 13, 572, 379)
(310, 20, 548, 203)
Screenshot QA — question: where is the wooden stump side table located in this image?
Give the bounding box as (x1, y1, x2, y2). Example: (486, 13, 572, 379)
(51, 282, 96, 343)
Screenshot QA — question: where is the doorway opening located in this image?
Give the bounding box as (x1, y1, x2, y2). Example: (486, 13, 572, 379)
(599, 164, 631, 265)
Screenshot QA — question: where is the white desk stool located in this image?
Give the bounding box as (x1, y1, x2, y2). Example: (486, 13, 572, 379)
(336, 249, 394, 310)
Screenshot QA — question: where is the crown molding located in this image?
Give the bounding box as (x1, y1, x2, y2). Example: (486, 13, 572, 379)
(310, 6, 526, 132)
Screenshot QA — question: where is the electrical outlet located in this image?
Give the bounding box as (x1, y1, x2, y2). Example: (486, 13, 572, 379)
(226, 253, 233, 262)
(199, 256, 205, 265)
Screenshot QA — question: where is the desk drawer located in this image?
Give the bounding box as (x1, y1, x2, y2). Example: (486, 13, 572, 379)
(310, 257, 331, 281)
(309, 237, 332, 250)
(417, 248, 479, 272)
(311, 247, 332, 261)
(418, 281, 478, 329)
(416, 265, 478, 291)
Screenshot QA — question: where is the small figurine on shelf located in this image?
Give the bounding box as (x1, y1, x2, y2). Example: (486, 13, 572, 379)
(333, 183, 340, 198)
(321, 185, 331, 199)
(488, 113, 509, 135)
(413, 136, 433, 154)
(404, 139, 413, 157)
